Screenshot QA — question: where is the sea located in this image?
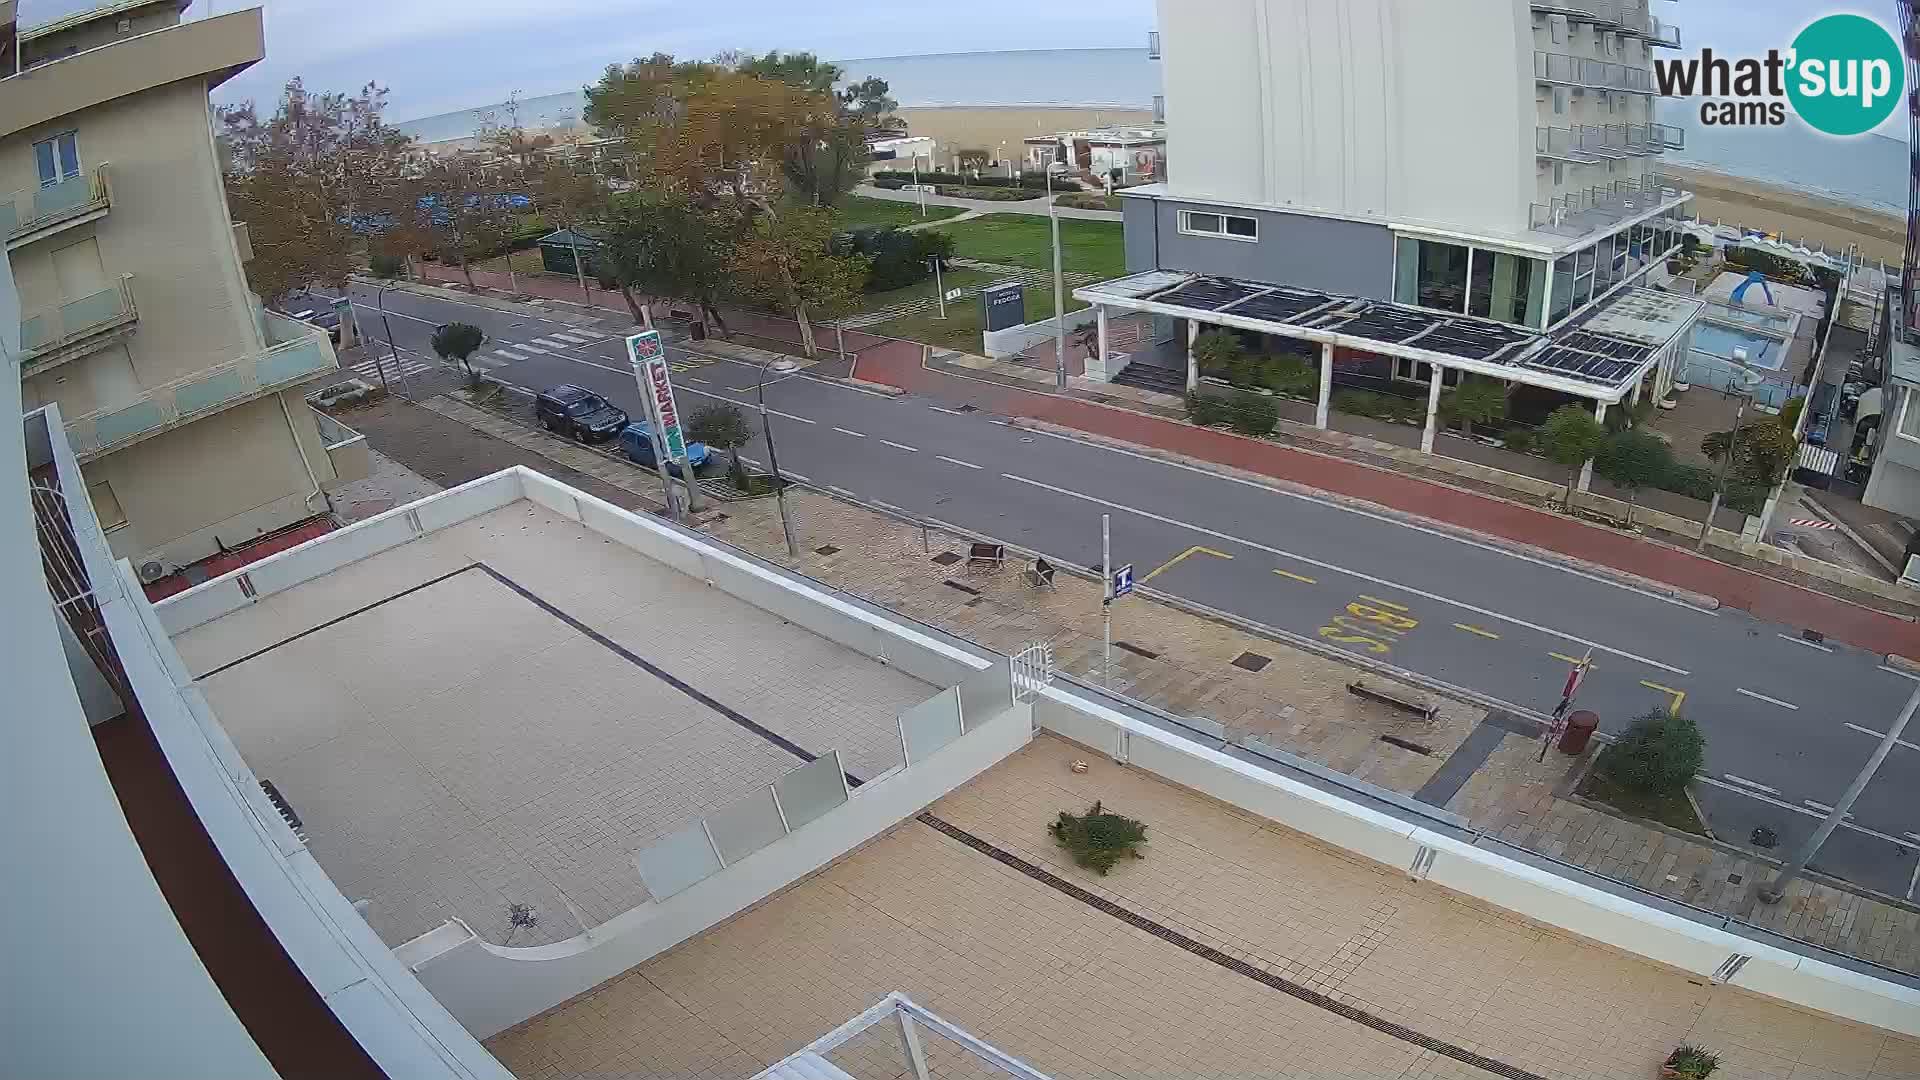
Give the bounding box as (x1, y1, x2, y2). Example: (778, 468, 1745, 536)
(393, 47, 1906, 217)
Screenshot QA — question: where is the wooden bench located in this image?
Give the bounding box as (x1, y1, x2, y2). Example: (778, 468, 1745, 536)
(1347, 681, 1437, 722)
(966, 542, 1006, 572)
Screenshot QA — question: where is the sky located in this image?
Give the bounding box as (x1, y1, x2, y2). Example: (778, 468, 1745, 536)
(14, 0, 1910, 127)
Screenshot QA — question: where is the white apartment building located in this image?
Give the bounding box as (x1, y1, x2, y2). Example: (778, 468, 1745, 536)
(4, 0, 360, 585)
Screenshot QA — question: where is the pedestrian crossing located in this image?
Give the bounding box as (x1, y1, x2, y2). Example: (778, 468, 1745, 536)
(348, 354, 437, 382)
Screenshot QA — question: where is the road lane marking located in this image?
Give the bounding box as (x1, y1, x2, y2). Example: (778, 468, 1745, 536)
(833, 427, 867, 438)
(1804, 799, 1845, 815)
(1736, 687, 1799, 710)
(1321, 596, 1419, 656)
(1359, 595, 1408, 612)
(1008, 425, 1717, 615)
(491, 348, 527, 361)
(1696, 777, 1912, 845)
(531, 336, 569, 348)
(937, 455, 982, 470)
(347, 302, 440, 325)
(880, 440, 918, 452)
(929, 406, 967, 416)
(999, 470, 1690, 676)
(1272, 569, 1317, 584)
(511, 342, 551, 354)
(987, 420, 1009, 426)
(1640, 681, 1686, 715)
(1454, 623, 1500, 640)
(1721, 774, 1779, 795)
(1778, 633, 1834, 653)
(682, 376, 709, 385)
(1141, 545, 1234, 585)
(1881, 664, 1920, 681)
(1842, 722, 1920, 751)
(1909, 860, 1920, 902)
(1548, 651, 1589, 666)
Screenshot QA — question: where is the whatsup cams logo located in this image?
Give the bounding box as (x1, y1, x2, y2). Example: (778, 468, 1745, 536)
(1652, 13, 1905, 136)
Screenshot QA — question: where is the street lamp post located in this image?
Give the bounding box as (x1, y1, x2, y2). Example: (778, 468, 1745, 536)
(758, 357, 800, 559)
(375, 281, 407, 400)
(1047, 164, 1067, 390)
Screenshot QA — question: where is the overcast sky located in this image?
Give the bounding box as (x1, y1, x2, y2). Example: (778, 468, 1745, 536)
(16, 0, 1907, 125)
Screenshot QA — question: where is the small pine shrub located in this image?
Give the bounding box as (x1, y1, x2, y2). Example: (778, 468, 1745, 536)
(1050, 801, 1147, 875)
(1597, 709, 1705, 796)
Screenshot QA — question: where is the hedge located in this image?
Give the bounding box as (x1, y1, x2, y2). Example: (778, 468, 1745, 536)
(873, 169, 1055, 191)
(1188, 391, 1278, 436)
(836, 226, 954, 292)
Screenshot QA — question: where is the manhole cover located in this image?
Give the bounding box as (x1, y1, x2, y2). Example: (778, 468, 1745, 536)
(1727, 873, 1743, 885)
(1231, 651, 1271, 673)
(931, 551, 962, 566)
(814, 545, 840, 556)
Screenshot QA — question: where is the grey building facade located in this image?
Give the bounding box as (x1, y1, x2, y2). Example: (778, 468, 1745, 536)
(1122, 194, 1395, 301)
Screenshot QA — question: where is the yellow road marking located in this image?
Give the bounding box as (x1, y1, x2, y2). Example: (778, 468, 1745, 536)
(1641, 680, 1686, 715)
(1453, 622, 1500, 640)
(1358, 594, 1408, 611)
(1272, 568, 1317, 584)
(1140, 545, 1233, 584)
(1549, 651, 1588, 665)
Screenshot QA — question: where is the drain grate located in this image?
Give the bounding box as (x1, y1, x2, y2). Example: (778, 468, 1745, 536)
(1113, 640, 1159, 660)
(943, 579, 982, 596)
(814, 545, 840, 556)
(1231, 651, 1271, 673)
(1378, 734, 1434, 756)
(931, 551, 962, 566)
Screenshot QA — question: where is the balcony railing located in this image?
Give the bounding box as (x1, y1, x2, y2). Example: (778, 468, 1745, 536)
(310, 404, 370, 487)
(1534, 51, 1656, 94)
(1153, 94, 1165, 124)
(64, 312, 338, 461)
(1649, 16, 1681, 47)
(1, 163, 111, 248)
(1650, 121, 1685, 150)
(1530, 173, 1684, 236)
(19, 274, 137, 374)
(1147, 30, 1160, 59)
(1536, 125, 1601, 163)
(1533, 0, 1655, 36)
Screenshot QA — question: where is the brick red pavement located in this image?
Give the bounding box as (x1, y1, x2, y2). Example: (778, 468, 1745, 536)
(409, 263, 1920, 657)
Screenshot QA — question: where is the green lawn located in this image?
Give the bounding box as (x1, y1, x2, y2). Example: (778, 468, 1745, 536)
(864, 269, 1086, 354)
(1575, 768, 1708, 836)
(834, 195, 964, 230)
(937, 214, 1127, 279)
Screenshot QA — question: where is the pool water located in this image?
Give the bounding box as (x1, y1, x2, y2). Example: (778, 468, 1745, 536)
(1691, 322, 1783, 369)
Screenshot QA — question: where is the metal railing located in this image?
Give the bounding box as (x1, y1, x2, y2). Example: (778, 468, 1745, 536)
(1533, 51, 1656, 93)
(1649, 16, 1682, 47)
(0, 163, 110, 242)
(1650, 121, 1685, 150)
(1531, 173, 1682, 235)
(19, 274, 136, 364)
(1533, 0, 1656, 36)
(1536, 125, 1600, 163)
(1147, 30, 1160, 59)
(64, 312, 337, 460)
(1153, 94, 1165, 123)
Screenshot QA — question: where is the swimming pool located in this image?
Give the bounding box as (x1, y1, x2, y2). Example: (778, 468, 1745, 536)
(1691, 322, 1784, 369)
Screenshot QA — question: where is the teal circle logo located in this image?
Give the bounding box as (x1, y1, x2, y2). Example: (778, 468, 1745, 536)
(1786, 14, 1905, 136)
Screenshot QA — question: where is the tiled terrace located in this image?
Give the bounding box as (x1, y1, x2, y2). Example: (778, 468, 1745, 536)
(172, 502, 934, 946)
(488, 736, 1920, 1080)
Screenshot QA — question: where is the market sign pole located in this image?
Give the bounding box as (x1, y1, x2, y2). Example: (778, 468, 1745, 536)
(627, 330, 698, 518)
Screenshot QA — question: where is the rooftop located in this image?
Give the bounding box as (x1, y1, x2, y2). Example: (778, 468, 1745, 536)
(171, 499, 933, 947)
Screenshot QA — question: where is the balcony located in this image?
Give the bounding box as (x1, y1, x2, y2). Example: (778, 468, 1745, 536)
(1533, 51, 1655, 94)
(1650, 121, 1685, 150)
(1530, 172, 1684, 237)
(18, 273, 137, 377)
(3, 163, 111, 249)
(310, 405, 370, 487)
(1147, 30, 1160, 59)
(1649, 16, 1681, 47)
(1536, 125, 1602, 163)
(63, 310, 338, 461)
(1532, 0, 1657, 37)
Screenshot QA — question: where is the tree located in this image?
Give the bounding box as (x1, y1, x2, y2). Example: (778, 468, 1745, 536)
(738, 51, 898, 207)
(216, 78, 413, 302)
(734, 205, 870, 358)
(1595, 428, 1673, 526)
(1539, 404, 1606, 511)
(1702, 416, 1798, 489)
(408, 159, 519, 288)
(686, 403, 754, 481)
(1596, 709, 1704, 796)
(596, 193, 741, 332)
(1439, 377, 1507, 438)
(432, 322, 486, 385)
(1191, 329, 1244, 375)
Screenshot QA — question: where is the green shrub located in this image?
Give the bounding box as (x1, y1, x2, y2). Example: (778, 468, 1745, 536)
(1596, 709, 1704, 796)
(369, 252, 405, 279)
(1049, 801, 1147, 875)
(1227, 394, 1278, 436)
(870, 178, 906, 190)
(1192, 329, 1245, 376)
(1332, 389, 1381, 418)
(838, 226, 952, 291)
(1187, 392, 1228, 426)
(1260, 356, 1317, 398)
(1665, 1044, 1720, 1079)
(1656, 463, 1719, 502)
(1501, 429, 1535, 455)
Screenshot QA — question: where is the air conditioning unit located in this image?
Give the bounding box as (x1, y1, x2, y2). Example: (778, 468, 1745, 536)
(137, 560, 166, 584)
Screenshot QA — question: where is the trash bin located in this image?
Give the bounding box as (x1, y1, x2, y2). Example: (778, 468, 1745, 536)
(690, 321, 707, 341)
(1558, 710, 1599, 755)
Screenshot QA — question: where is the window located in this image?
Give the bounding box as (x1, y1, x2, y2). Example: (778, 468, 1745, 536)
(1549, 254, 1576, 325)
(86, 479, 127, 531)
(1572, 246, 1596, 309)
(34, 131, 80, 187)
(1179, 209, 1257, 242)
(1469, 249, 1549, 327)
(1549, 14, 1565, 44)
(1552, 87, 1568, 115)
(1902, 388, 1920, 441)
(1393, 237, 1469, 312)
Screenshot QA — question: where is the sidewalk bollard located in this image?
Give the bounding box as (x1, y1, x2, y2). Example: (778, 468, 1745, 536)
(1558, 710, 1599, 755)
(922, 525, 930, 554)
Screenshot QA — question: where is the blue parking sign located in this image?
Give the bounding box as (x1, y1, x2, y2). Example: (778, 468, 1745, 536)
(1110, 563, 1134, 599)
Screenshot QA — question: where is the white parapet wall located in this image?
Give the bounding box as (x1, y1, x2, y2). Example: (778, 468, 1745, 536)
(1032, 689, 1920, 1039)
(982, 304, 1099, 359)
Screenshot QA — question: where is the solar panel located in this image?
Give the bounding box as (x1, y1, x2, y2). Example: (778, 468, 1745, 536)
(1155, 278, 1262, 311)
(1231, 286, 1341, 323)
(1554, 330, 1652, 362)
(1522, 344, 1641, 385)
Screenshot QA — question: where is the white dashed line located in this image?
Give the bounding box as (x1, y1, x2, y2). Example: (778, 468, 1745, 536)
(1843, 722, 1920, 751)
(833, 427, 867, 438)
(1881, 664, 1920, 681)
(1803, 799, 1844, 815)
(682, 376, 709, 385)
(530, 336, 570, 348)
(1721, 774, 1780, 796)
(1695, 777, 1912, 845)
(1736, 687, 1799, 710)
(928, 406, 966, 416)
(1777, 633, 1834, 653)
(999, 471, 1689, 676)
(880, 440, 918, 452)
(987, 419, 1009, 426)
(938, 455, 983, 470)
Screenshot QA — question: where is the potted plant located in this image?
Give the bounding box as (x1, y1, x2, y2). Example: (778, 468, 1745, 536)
(1661, 1044, 1719, 1079)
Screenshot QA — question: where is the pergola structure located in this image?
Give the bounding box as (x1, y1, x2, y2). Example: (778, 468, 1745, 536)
(1075, 271, 1703, 490)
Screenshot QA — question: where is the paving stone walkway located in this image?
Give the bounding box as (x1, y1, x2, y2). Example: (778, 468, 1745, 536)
(354, 391, 1920, 978)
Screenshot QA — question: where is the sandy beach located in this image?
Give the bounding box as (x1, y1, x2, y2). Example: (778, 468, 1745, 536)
(1665, 164, 1905, 266)
(894, 105, 1156, 165)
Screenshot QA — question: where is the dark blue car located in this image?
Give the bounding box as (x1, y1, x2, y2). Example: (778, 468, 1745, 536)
(619, 421, 710, 475)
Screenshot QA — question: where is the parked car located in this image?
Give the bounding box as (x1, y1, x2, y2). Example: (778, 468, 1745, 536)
(535, 384, 627, 442)
(278, 291, 341, 343)
(619, 421, 710, 475)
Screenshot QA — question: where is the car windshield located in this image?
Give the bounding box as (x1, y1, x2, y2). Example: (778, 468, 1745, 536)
(565, 396, 606, 416)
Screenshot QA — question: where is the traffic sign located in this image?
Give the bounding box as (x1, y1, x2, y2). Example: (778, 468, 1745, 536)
(1110, 563, 1135, 600)
(945, 288, 966, 301)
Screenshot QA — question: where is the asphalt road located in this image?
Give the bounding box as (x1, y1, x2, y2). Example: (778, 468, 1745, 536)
(343, 283, 1920, 899)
